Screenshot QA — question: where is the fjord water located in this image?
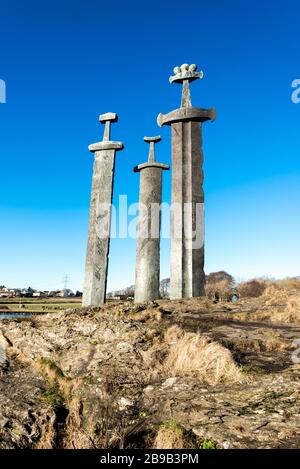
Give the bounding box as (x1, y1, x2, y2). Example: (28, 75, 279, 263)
(0, 312, 43, 319)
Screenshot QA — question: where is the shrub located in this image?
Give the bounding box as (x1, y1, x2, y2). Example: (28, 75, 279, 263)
(238, 280, 266, 298)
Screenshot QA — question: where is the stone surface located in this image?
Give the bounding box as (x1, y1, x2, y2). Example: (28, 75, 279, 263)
(0, 340, 55, 448)
(158, 64, 215, 300)
(134, 137, 169, 303)
(170, 120, 205, 299)
(82, 113, 123, 306)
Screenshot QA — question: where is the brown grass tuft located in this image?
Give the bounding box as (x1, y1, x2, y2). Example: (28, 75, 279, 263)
(129, 309, 163, 323)
(232, 291, 300, 324)
(164, 324, 184, 343)
(163, 326, 243, 385)
(153, 420, 196, 449)
(251, 329, 292, 352)
(275, 278, 300, 291)
(63, 396, 94, 449)
(263, 285, 289, 306)
(35, 414, 56, 449)
(278, 296, 300, 323)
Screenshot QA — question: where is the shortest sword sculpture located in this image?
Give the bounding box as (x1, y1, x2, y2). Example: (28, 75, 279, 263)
(134, 136, 169, 303)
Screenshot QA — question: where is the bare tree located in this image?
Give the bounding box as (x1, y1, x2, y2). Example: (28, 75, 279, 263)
(160, 278, 170, 298)
(205, 271, 235, 302)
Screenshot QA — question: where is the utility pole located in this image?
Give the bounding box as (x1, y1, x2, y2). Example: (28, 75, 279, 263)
(63, 274, 69, 290)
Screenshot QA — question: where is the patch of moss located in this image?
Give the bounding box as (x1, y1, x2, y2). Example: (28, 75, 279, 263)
(83, 375, 98, 385)
(39, 357, 66, 380)
(41, 383, 65, 409)
(240, 364, 265, 374)
(199, 438, 218, 449)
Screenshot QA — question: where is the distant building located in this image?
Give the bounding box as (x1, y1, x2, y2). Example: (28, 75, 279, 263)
(0, 287, 9, 298)
(0, 287, 21, 298)
(58, 289, 73, 297)
(32, 291, 43, 297)
(0, 286, 76, 298)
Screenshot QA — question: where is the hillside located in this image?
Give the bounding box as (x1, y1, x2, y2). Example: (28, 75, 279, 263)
(1, 285, 300, 449)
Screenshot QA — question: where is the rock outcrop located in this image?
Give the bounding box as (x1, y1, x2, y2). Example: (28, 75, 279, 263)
(0, 294, 300, 449)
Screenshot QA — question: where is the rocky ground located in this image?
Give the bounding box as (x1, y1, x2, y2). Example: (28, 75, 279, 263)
(0, 290, 300, 449)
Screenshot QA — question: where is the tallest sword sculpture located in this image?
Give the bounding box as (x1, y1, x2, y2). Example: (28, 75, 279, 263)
(158, 64, 215, 299)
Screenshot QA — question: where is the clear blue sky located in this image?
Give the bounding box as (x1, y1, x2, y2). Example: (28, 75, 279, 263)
(0, 0, 299, 292)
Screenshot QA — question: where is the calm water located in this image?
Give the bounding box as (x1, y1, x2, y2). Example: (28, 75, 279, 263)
(0, 312, 44, 319)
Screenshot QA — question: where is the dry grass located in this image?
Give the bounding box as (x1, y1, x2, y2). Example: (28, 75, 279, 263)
(275, 278, 300, 291)
(63, 396, 95, 449)
(232, 292, 300, 324)
(128, 309, 163, 323)
(163, 325, 243, 385)
(277, 296, 300, 323)
(244, 328, 292, 352)
(263, 285, 289, 306)
(63, 425, 95, 449)
(153, 420, 196, 449)
(225, 332, 291, 354)
(224, 280, 300, 324)
(261, 286, 299, 323)
(256, 328, 292, 351)
(35, 414, 56, 449)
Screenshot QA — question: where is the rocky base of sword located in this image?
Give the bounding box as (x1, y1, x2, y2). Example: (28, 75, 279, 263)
(170, 258, 206, 300)
(157, 106, 216, 127)
(170, 284, 206, 301)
